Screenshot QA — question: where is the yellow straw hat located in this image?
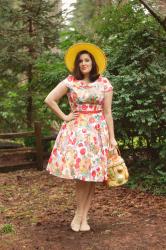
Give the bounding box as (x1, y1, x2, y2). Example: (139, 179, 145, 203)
(64, 42, 107, 74)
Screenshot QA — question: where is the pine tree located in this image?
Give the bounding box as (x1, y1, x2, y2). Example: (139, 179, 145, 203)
(0, 0, 63, 128)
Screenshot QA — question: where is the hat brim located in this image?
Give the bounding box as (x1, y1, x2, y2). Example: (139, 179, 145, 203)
(64, 43, 107, 75)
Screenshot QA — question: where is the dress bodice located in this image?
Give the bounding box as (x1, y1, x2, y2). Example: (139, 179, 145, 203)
(61, 75, 113, 112)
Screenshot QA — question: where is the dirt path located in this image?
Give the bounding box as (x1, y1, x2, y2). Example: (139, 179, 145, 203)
(0, 168, 165, 250)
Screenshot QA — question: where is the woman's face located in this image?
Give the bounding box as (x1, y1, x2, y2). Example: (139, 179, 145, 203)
(79, 53, 92, 75)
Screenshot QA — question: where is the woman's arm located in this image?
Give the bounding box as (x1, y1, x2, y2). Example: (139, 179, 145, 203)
(103, 90, 117, 149)
(44, 82, 78, 122)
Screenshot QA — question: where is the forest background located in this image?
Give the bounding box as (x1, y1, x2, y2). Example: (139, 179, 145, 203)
(0, 0, 165, 195)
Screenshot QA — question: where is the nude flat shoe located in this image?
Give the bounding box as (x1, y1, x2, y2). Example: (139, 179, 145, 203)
(79, 221, 91, 232)
(70, 214, 82, 232)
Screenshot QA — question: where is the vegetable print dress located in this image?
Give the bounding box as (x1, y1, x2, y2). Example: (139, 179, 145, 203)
(46, 75, 113, 182)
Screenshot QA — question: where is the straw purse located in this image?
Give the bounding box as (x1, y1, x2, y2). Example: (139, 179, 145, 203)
(106, 146, 129, 187)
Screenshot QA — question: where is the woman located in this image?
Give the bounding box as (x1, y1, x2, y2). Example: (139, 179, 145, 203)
(44, 43, 118, 232)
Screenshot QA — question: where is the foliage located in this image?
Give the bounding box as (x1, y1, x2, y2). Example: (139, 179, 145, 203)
(0, 0, 62, 79)
(0, 0, 63, 128)
(33, 51, 70, 127)
(0, 81, 28, 131)
(126, 164, 166, 195)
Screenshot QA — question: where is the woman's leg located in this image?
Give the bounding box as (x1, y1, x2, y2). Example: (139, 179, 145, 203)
(80, 182, 95, 231)
(71, 180, 91, 231)
(71, 180, 95, 232)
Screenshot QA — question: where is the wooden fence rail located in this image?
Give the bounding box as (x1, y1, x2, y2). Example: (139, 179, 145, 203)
(0, 131, 34, 139)
(0, 121, 57, 172)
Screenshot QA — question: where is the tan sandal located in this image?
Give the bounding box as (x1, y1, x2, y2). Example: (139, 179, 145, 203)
(80, 221, 90, 231)
(70, 214, 82, 232)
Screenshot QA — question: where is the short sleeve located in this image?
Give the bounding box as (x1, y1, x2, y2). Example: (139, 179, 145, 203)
(60, 74, 74, 89)
(103, 77, 113, 93)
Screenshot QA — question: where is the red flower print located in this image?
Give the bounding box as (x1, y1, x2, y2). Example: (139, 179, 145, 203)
(97, 167, 100, 172)
(71, 92, 77, 101)
(74, 120, 78, 125)
(105, 148, 109, 155)
(48, 156, 52, 163)
(67, 75, 74, 82)
(53, 148, 57, 155)
(62, 124, 66, 129)
(103, 79, 108, 83)
(82, 177, 86, 181)
(80, 148, 86, 155)
(72, 138, 76, 145)
(82, 128, 87, 133)
(82, 104, 88, 110)
(100, 115, 105, 121)
(89, 117, 95, 123)
(92, 170, 96, 177)
(78, 143, 83, 147)
(76, 157, 81, 163)
(75, 162, 80, 169)
(93, 137, 97, 144)
(95, 124, 100, 130)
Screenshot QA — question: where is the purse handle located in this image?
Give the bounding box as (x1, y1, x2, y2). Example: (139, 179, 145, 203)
(109, 145, 121, 156)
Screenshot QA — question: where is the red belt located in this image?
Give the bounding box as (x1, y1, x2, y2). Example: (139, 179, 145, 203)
(77, 110, 102, 114)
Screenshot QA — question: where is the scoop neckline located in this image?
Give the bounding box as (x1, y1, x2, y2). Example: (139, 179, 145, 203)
(79, 75, 102, 84)
(80, 80, 93, 83)
(79, 80, 96, 85)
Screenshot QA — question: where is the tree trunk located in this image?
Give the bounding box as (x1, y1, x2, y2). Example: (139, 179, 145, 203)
(139, 0, 166, 31)
(26, 64, 33, 129)
(26, 18, 34, 128)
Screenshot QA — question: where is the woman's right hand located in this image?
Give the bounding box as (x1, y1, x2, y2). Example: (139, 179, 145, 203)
(64, 111, 79, 122)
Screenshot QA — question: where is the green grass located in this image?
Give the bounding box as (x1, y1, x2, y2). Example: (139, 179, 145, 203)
(0, 224, 15, 234)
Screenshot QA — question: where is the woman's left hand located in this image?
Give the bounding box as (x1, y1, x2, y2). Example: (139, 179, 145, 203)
(109, 138, 118, 153)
